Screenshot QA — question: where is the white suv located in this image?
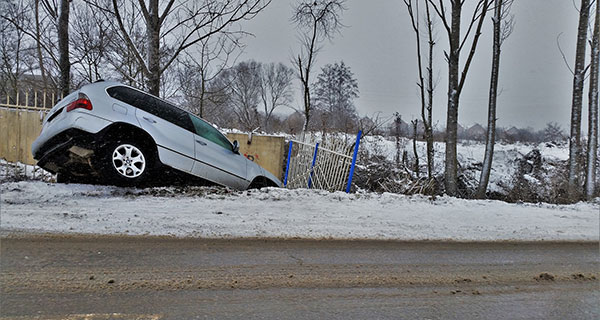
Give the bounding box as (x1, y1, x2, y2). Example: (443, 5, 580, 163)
(32, 81, 282, 189)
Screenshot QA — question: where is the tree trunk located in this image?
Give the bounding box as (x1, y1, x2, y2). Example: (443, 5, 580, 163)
(303, 80, 311, 131)
(58, 0, 70, 97)
(567, 0, 591, 201)
(444, 0, 462, 196)
(425, 1, 435, 181)
(146, 0, 161, 96)
(34, 0, 48, 92)
(412, 120, 420, 177)
(585, 0, 599, 200)
(395, 113, 402, 168)
(477, 0, 503, 199)
(199, 71, 206, 117)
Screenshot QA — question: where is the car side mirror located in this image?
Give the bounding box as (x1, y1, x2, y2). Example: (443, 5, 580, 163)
(232, 140, 240, 154)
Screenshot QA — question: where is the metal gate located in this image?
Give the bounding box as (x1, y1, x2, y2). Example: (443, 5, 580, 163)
(283, 131, 361, 192)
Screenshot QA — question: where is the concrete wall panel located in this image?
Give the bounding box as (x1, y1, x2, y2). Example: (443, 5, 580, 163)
(0, 108, 45, 165)
(227, 133, 286, 180)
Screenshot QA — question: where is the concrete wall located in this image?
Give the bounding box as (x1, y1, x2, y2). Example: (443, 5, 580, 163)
(0, 108, 45, 165)
(0, 108, 287, 179)
(226, 133, 286, 180)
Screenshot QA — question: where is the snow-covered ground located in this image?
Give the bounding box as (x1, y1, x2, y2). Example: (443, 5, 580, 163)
(0, 159, 53, 183)
(1, 181, 598, 241)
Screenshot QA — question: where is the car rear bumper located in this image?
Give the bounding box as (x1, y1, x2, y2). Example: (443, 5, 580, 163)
(34, 128, 100, 175)
(32, 111, 112, 159)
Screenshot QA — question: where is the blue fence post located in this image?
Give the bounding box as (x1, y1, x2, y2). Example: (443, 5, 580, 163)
(307, 142, 319, 189)
(345, 130, 362, 193)
(283, 140, 293, 187)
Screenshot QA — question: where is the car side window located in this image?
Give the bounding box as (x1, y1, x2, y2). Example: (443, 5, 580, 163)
(152, 99, 194, 132)
(189, 114, 233, 151)
(107, 86, 194, 132)
(107, 86, 148, 112)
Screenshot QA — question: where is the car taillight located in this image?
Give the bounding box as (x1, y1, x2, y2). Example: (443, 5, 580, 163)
(66, 94, 93, 112)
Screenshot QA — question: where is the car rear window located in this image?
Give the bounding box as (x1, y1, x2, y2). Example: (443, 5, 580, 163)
(107, 86, 194, 132)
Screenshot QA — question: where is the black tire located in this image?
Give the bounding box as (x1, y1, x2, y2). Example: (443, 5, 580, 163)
(99, 139, 155, 187)
(56, 172, 94, 184)
(248, 177, 278, 189)
(56, 172, 74, 184)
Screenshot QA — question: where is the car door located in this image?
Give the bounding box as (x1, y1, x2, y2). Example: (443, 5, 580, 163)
(188, 114, 249, 189)
(116, 87, 195, 173)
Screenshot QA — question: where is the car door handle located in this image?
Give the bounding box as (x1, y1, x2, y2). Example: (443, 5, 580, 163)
(195, 139, 207, 146)
(143, 116, 157, 124)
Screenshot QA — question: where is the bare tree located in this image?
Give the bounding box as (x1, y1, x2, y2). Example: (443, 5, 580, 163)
(567, 0, 592, 201)
(259, 62, 294, 132)
(476, 0, 514, 199)
(99, 0, 146, 87)
(201, 71, 238, 128)
(101, 0, 270, 96)
(404, 0, 437, 180)
(2, 0, 62, 93)
(585, 0, 599, 200)
(0, 0, 30, 99)
(178, 34, 240, 118)
(428, 0, 492, 196)
(224, 60, 262, 131)
(70, 2, 109, 85)
(291, 0, 346, 131)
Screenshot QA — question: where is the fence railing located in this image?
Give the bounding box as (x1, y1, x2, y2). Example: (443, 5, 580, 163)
(1, 90, 63, 111)
(0, 91, 58, 166)
(284, 131, 362, 192)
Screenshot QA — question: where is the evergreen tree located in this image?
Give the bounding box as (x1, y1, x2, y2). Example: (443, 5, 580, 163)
(312, 61, 359, 132)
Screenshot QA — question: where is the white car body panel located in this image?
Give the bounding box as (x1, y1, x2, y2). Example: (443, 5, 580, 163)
(135, 107, 195, 172)
(192, 133, 249, 190)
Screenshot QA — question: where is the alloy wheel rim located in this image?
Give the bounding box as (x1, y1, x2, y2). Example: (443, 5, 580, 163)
(112, 144, 146, 178)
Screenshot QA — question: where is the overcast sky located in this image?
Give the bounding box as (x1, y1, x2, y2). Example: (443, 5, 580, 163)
(238, 0, 593, 130)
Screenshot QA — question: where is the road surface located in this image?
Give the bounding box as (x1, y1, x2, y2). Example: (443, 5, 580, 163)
(1, 236, 598, 319)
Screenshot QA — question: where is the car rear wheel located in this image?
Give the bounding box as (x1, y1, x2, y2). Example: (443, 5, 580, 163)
(100, 140, 154, 186)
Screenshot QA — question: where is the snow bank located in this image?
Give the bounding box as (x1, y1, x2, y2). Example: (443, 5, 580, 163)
(1, 181, 598, 241)
(0, 159, 53, 183)
(359, 136, 575, 194)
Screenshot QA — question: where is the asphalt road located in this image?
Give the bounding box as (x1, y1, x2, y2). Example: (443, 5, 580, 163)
(1, 236, 598, 319)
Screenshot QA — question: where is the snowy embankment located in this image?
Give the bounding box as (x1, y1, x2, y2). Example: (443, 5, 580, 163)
(360, 136, 573, 194)
(1, 181, 598, 241)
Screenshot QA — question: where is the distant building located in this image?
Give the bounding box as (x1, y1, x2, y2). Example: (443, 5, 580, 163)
(388, 116, 410, 137)
(466, 123, 486, 141)
(456, 123, 466, 139)
(505, 126, 520, 138)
